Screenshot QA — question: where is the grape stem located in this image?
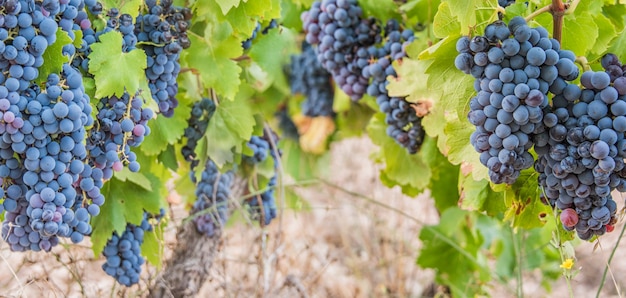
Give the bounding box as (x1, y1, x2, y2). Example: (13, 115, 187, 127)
(552, 0, 566, 43)
(575, 56, 591, 72)
(523, 5, 552, 22)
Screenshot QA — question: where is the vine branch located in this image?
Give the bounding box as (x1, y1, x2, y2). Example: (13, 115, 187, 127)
(552, 0, 566, 43)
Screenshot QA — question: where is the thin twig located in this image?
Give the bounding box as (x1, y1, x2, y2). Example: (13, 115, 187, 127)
(595, 222, 626, 297)
(524, 4, 552, 22)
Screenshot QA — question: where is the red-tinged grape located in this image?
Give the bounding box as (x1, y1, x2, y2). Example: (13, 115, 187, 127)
(560, 208, 579, 227)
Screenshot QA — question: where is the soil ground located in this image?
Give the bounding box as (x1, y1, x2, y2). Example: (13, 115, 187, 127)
(0, 137, 625, 297)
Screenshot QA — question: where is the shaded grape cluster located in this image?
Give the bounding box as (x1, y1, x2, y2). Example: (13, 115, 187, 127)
(102, 209, 165, 286)
(242, 19, 278, 50)
(181, 98, 216, 168)
(363, 20, 424, 154)
(535, 54, 626, 239)
(243, 132, 280, 225)
(456, 17, 578, 184)
(289, 42, 334, 117)
(275, 108, 300, 140)
(191, 160, 234, 237)
(302, 0, 381, 100)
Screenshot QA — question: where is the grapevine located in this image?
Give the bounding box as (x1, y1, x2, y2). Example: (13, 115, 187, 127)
(1, 0, 626, 297)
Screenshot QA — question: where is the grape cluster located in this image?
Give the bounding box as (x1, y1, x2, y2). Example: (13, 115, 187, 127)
(86, 92, 152, 175)
(102, 209, 165, 286)
(302, 0, 381, 100)
(289, 42, 335, 117)
(241, 19, 278, 50)
(0, 0, 62, 93)
(455, 17, 578, 184)
(275, 108, 300, 140)
(363, 20, 424, 154)
(243, 133, 280, 225)
(81, 10, 153, 177)
(1, 63, 98, 251)
(136, 0, 192, 117)
(181, 98, 216, 168)
(191, 160, 234, 237)
(535, 55, 626, 239)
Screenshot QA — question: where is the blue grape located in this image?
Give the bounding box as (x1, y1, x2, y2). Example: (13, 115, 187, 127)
(303, 0, 381, 100)
(289, 42, 335, 117)
(102, 209, 165, 286)
(191, 160, 234, 236)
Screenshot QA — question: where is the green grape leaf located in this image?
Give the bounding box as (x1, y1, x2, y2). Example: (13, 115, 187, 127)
(37, 30, 72, 83)
(532, 2, 599, 57)
(335, 101, 375, 138)
(432, 1, 460, 39)
(608, 28, 626, 64)
(418, 207, 490, 296)
(91, 174, 162, 257)
(445, 0, 497, 35)
(176, 169, 197, 205)
(73, 30, 83, 48)
(589, 14, 617, 59)
(284, 186, 311, 212)
(185, 23, 242, 100)
(88, 31, 149, 98)
(386, 58, 432, 103)
(113, 167, 153, 191)
(248, 29, 295, 90)
(417, 36, 487, 180)
(459, 174, 506, 216)
(421, 137, 460, 212)
(142, 222, 165, 268)
(367, 113, 430, 193)
(141, 104, 190, 156)
(280, 0, 305, 31)
(215, 0, 241, 15)
(444, 120, 489, 181)
(83, 77, 96, 99)
(99, 0, 142, 18)
(158, 144, 179, 171)
(603, 3, 626, 29)
(420, 36, 475, 120)
(280, 138, 331, 181)
(400, 0, 442, 24)
(380, 171, 422, 196)
(200, 95, 255, 167)
(359, 0, 400, 21)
